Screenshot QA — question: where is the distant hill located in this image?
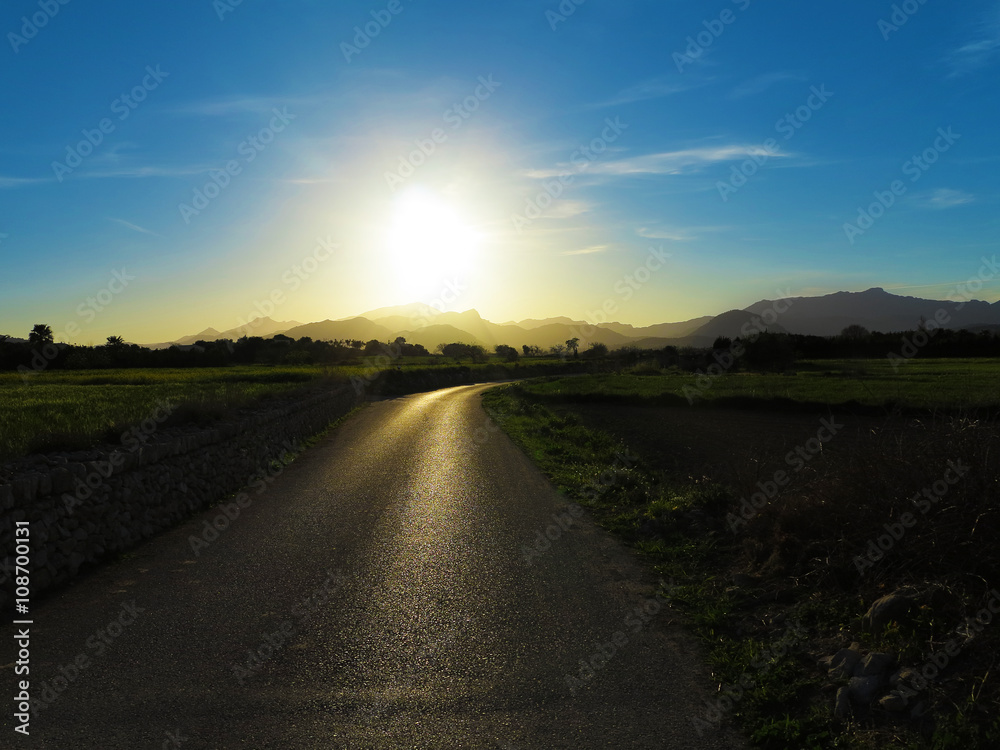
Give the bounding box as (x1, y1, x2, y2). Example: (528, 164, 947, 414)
(282, 318, 393, 343)
(145, 317, 301, 349)
(744, 287, 1000, 336)
(144, 287, 1000, 352)
(603, 317, 714, 340)
(685, 309, 789, 344)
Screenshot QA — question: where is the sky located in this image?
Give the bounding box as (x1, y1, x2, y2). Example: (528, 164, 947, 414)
(1, 0, 999, 344)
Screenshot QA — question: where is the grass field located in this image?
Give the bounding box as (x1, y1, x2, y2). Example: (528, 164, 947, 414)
(483, 359, 1000, 748)
(0, 366, 339, 460)
(527, 358, 1000, 411)
(0, 358, 575, 460)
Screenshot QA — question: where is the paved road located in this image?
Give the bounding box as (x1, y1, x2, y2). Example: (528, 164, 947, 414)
(3, 384, 745, 749)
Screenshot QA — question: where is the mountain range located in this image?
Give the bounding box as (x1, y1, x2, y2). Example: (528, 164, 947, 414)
(146, 288, 1000, 351)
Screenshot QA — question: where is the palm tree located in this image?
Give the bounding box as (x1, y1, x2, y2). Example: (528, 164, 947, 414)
(29, 324, 53, 346)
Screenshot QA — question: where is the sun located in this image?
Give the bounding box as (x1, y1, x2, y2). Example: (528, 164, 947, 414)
(384, 188, 482, 300)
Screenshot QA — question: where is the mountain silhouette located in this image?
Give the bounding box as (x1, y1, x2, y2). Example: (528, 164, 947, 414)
(148, 288, 1000, 351)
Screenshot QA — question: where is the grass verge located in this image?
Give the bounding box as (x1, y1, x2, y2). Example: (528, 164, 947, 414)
(482, 382, 1000, 749)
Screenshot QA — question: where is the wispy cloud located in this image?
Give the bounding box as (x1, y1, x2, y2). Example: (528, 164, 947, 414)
(637, 227, 695, 241)
(945, 6, 1000, 76)
(589, 78, 691, 108)
(544, 200, 592, 219)
(586, 145, 792, 177)
(0, 175, 51, 188)
(729, 72, 806, 99)
(110, 218, 162, 236)
(914, 188, 975, 209)
(78, 164, 216, 179)
(560, 245, 609, 256)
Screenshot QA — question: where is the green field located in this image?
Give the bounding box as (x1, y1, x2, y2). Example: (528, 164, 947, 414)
(526, 358, 1000, 410)
(0, 366, 343, 460)
(0, 358, 575, 460)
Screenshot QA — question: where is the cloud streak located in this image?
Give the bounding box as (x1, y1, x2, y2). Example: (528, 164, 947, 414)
(110, 218, 162, 236)
(589, 78, 692, 108)
(560, 245, 609, 256)
(946, 6, 1000, 76)
(914, 188, 975, 209)
(522, 144, 794, 181)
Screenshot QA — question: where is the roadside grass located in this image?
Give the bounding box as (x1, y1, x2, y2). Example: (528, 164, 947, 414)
(482, 381, 1000, 749)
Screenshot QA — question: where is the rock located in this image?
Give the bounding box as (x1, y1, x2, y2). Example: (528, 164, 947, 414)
(834, 686, 852, 719)
(827, 643, 862, 680)
(848, 675, 883, 705)
(890, 667, 923, 689)
(856, 652, 895, 678)
(878, 690, 909, 712)
(862, 587, 923, 632)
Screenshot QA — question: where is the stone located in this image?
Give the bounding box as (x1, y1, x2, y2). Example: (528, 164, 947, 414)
(827, 644, 862, 681)
(51, 467, 74, 494)
(890, 667, 923, 688)
(856, 652, 895, 678)
(862, 587, 923, 632)
(878, 691, 909, 712)
(834, 686, 852, 719)
(848, 675, 883, 705)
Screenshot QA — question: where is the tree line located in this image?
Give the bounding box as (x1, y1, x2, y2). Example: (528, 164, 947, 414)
(2, 323, 999, 374)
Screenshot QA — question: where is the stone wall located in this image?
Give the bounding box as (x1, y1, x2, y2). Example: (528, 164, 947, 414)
(0, 384, 360, 609)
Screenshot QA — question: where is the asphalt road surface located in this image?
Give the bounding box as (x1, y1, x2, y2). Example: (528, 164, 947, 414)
(3, 384, 745, 749)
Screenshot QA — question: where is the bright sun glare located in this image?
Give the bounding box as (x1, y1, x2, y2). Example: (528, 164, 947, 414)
(384, 189, 481, 301)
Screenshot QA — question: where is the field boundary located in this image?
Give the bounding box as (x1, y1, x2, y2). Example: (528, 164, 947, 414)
(0, 383, 362, 610)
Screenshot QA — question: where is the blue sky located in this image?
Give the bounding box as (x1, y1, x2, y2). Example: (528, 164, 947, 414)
(2, 0, 998, 343)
